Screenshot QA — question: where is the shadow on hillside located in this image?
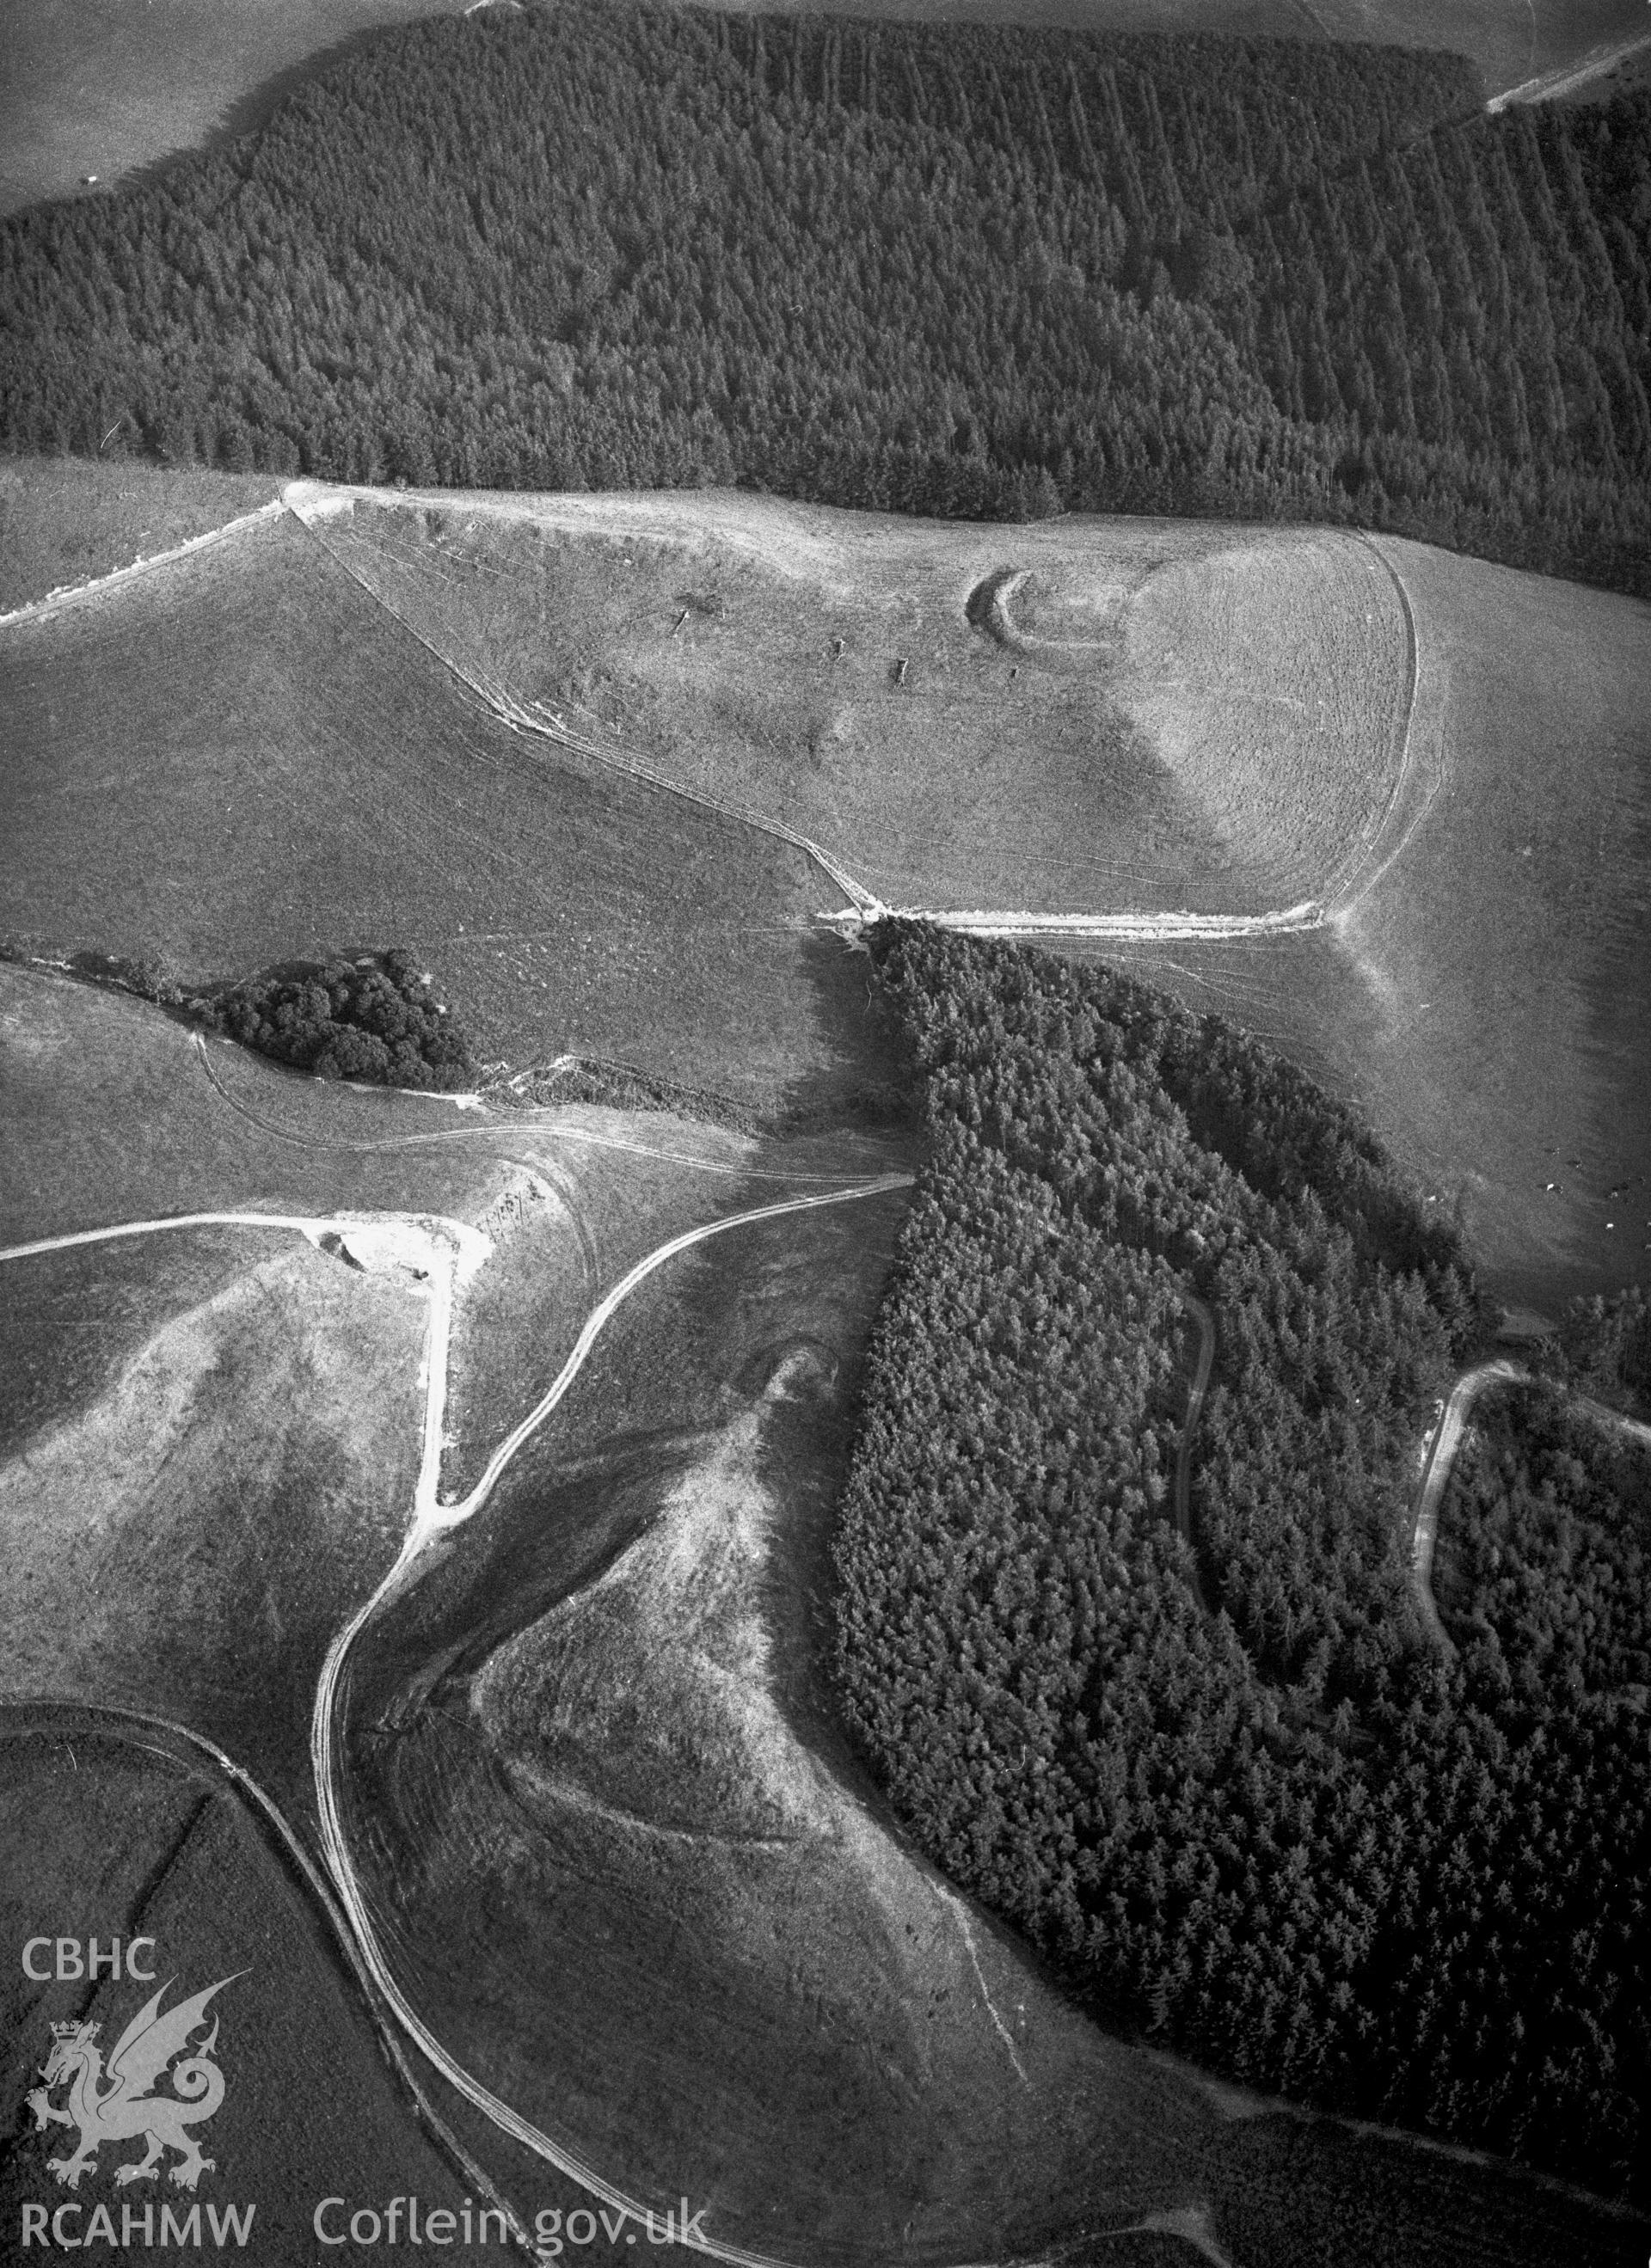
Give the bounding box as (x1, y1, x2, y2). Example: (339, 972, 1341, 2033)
(780, 927, 919, 1137)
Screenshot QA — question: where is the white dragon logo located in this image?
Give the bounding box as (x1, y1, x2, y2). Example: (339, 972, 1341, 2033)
(26, 1976, 238, 2191)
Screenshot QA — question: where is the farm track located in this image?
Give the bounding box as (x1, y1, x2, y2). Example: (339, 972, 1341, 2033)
(1323, 535, 1444, 922)
(308, 1178, 915, 2268)
(0, 1699, 534, 2253)
(189, 1031, 877, 1184)
(0, 501, 285, 631)
(1409, 1362, 1651, 1657)
(3, 482, 1432, 946)
(283, 483, 1424, 946)
(1315, 534, 1425, 913)
(1488, 29, 1651, 110)
(2, 1178, 910, 2264)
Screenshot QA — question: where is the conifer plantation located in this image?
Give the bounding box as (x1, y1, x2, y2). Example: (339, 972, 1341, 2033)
(831, 923, 1648, 2201)
(3, 4, 1648, 591)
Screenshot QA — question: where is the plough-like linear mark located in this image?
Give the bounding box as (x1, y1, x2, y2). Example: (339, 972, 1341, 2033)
(2, 1175, 911, 2265)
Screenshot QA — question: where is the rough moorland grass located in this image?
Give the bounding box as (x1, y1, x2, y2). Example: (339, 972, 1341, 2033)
(0, 507, 887, 1119)
(341, 1193, 1238, 2265)
(1082, 536, 1651, 1312)
(0, 1723, 472, 2247)
(2, 968, 895, 1813)
(0, 1226, 427, 1810)
(321, 489, 1407, 916)
(0, 964, 507, 1244)
(0, 456, 279, 613)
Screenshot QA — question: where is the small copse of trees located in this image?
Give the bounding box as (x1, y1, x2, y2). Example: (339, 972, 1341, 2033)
(193, 950, 476, 1089)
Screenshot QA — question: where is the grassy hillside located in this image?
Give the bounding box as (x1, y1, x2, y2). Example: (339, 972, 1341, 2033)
(6, 475, 1646, 1307)
(0, 0, 473, 218)
(5, 6, 1648, 592)
(0, 456, 280, 614)
(1104, 532, 1651, 1310)
(0, 507, 903, 1123)
(0, 965, 896, 1802)
(0, 1719, 484, 2253)
(305, 484, 1411, 916)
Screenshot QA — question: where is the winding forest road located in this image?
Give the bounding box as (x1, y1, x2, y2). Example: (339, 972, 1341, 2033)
(1408, 1362, 1651, 1658)
(1409, 1363, 1525, 1657)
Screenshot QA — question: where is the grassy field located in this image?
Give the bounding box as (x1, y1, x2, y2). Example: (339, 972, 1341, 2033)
(1, 964, 513, 1243)
(7, 460, 1647, 1309)
(1, 965, 907, 1811)
(0, 1219, 427, 1811)
(339, 1190, 1232, 2265)
(1097, 536, 1651, 1313)
(0, 1713, 482, 2253)
(0, 457, 282, 616)
(0, 505, 897, 1123)
(3, 0, 1643, 221)
(314, 487, 1410, 917)
(0, 0, 474, 216)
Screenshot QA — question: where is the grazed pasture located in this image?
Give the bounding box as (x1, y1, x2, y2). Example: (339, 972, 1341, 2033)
(1101, 537, 1651, 1310)
(0, 510, 884, 1121)
(311, 487, 1410, 917)
(0, 457, 280, 615)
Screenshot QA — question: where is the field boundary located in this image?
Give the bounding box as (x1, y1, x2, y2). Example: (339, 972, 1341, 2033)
(281, 481, 1433, 946)
(310, 1174, 915, 2268)
(0, 1699, 536, 2252)
(0, 501, 285, 631)
(283, 489, 883, 916)
(189, 1027, 885, 1182)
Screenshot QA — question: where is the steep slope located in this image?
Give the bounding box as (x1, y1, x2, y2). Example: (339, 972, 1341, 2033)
(1105, 535, 1651, 1308)
(302, 484, 1412, 919)
(0, 506, 879, 1119)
